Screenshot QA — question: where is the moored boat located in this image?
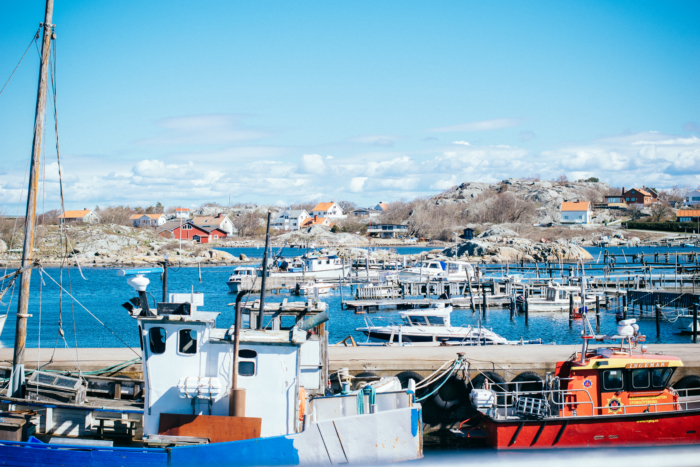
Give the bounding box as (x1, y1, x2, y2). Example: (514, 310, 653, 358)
(457, 315, 700, 448)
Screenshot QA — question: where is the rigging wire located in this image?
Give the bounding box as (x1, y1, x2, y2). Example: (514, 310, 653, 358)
(0, 27, 41, 98)
(39, 268, 141, 358)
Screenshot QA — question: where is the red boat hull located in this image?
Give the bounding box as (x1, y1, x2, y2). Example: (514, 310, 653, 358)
(481, 410, 700, 449)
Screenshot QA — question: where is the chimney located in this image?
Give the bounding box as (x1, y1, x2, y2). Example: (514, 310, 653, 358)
(84, 208, 88, 211)
(314, 215, 318, 221)
(621, 187, 625, 195)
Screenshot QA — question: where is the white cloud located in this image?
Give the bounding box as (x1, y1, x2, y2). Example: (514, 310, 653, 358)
(453, 141, 471, 146)
(349, 177, 368, 193)
(298, 154, 326, 175)
(430, 118, 523, 133)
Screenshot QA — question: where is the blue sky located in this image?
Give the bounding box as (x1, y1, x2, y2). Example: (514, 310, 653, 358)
(1, 0, 699, 211)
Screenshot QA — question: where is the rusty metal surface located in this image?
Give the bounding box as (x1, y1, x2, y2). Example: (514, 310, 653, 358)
(158, 414, 261, 444)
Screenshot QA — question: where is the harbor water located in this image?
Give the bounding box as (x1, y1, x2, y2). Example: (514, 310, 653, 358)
(0, 246, 697, 349)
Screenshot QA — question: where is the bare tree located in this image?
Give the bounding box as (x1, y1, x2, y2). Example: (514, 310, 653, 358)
(659, 185, 689, 204)
(97, 206, 135, 225)
(627, 205, 644, 221)
(649, 203, 672, 222)
(557, 174, 568, 184)
(336, 200, 357, 213)
(232, 211, 264, 237)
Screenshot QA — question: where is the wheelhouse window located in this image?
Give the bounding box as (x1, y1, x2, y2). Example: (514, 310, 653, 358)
(427, 316, 445, 326)
(409, 316, 427, 325)
(429, 263, 440, 269)
(651, 368, 674, 388)
(238, 349, 257, 376)
(603, 370, 624, 391)
(178, 329, 197, 354)
(631, 369, 650, 389)
(149, 327, 166, 354)
(448, 264, 460, 273)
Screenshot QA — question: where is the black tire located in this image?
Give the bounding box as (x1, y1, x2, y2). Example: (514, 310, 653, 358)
(673, 375, 700, 396)
(395, 371, 424, 389)
(431, 375, 468, 411)
(353, 371, 379, 390)
(510, 371, 545, 394)
(469, 371, 510, 407)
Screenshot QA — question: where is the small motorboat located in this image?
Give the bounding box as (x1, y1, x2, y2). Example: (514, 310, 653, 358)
(673, 314, 700, 334)
(398, 260, 476, 282)
(294, 281, 334, 295)
(356, 304, 510, 345)
(518, 283, 597, 312)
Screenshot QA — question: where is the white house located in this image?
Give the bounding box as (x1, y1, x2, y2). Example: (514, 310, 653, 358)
(560, 201, 593, 224)
(174, 207, 190, 219)
(193, 213, 235, 235)
(271, 209, 310, 231)
(58, 208, 100, 224)
(130, 213, 167, 228)
(311, 201, 346, 220)
(684, 190, 700, 206)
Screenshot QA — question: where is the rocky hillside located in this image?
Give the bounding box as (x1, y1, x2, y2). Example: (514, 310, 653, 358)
(433, 178, 617, 224)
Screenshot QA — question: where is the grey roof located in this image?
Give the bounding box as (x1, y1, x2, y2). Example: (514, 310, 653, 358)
(276, 209, 308, 218)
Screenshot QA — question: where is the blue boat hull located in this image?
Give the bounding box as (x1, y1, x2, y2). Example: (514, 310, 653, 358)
(0, 406, 422, 466)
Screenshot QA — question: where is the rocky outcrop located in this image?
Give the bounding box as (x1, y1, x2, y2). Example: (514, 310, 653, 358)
(433, 178, 613, 223)
(478, 225, 518, 238)
(276, 225, 369, 247)
(442, 237, 593, 263)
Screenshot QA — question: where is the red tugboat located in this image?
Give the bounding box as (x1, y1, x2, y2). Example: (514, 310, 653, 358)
(463, 315, 700, 448)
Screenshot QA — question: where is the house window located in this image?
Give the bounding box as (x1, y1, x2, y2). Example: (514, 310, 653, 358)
(182, 224, 191, 230)
(564, 215, 569, 219)
(178, 329, 197, 354)
(693, 197, 700, 201)
(578, 215, 583, 219)
(149, 327, 166, 354)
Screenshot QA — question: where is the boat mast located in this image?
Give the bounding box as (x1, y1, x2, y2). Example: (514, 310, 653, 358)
(9, 0, 54, 398)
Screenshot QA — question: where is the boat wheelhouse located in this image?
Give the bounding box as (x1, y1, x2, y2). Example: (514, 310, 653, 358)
(518, 283, 597, 312)
(460, 316, 700, 449)
(357, 304, 509, 345)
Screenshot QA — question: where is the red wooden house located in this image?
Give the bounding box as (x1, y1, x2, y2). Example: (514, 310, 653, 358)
(157, 221, 227, 244)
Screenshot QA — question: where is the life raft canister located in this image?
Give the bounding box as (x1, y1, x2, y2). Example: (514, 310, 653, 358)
(298, 386, 306, 421)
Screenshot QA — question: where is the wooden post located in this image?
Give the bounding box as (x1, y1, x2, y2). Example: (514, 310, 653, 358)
(257, 212, 272, 329)
(467, 271, 476, 312)
(595, 296, 601, 333)
(569, 294, 574, 326)
(10, 0, 54, 398)
(655, 301, 661, 338)
(622, 295, 627, 320)
(693, 304, 698, 344)
(524, 287, 529, 325)
(482, 287, 488, 317)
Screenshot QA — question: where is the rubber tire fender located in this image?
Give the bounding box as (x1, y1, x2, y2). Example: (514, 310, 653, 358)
(353, 371, 379, 390)
(395, 371, 424, 389)
(431, 375, 468, 411)
(672, 374, 700, 397)
(510, 371, 545, 394)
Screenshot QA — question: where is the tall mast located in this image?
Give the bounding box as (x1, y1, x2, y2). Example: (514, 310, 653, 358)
(9, 0, 54, 398)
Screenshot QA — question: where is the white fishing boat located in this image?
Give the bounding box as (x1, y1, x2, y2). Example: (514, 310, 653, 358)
(398, 260, 476, 282)
(517, 283, 597, 312)
(356, 304, 511, 345)
(0, 314, 6, 338)
(269, 253, 350, 279)
(226, 266, 257, 292)
(294, 280, 334, 295)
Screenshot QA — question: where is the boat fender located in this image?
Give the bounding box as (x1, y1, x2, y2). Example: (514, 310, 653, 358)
(431, 375, 467, 411)
(298, 386, 306, 422)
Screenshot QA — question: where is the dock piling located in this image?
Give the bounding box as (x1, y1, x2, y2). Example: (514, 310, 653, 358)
(694, 304, 698, 344)
(655, 301, 661, 338)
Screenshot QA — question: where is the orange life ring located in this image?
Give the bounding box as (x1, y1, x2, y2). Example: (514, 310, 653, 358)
(298, 386, 306, 422)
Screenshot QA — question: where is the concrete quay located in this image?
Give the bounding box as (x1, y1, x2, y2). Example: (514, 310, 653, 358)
(2, 343, 699, 382)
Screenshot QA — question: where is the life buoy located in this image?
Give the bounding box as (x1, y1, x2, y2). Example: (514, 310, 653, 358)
(298, 386, 306, 421)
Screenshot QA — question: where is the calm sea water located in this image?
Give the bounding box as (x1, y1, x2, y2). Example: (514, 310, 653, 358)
(0, 246, 697, 351)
